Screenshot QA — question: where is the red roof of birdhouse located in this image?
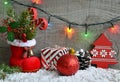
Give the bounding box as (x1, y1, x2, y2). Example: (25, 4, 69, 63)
(93, 33, 112, 46)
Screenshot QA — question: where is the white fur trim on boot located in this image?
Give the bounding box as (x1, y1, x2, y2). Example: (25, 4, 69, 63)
(7, 39, 36, 47)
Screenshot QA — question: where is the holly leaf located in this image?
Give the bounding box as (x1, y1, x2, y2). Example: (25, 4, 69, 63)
(0, 26, 7, 33)
(7, 32, 15, 42)
(9, 21, 20, 29)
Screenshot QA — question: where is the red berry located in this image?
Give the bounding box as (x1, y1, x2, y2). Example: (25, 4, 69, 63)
(22, 33, 26, 38)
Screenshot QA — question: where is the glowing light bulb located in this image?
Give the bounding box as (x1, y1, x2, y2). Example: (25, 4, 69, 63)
(84, 33, 88, 37)
(48, 23, 51, 27)
(111, 27, 115, 30)
(4, 1, 8, 5)
(32, 0, 41, 4)
(109, 25, 119, 34)
(67, 28, 72, 33)
(64, 27, 74, 39)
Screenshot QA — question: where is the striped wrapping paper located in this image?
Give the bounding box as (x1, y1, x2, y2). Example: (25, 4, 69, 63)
(40, 47, 69, 70)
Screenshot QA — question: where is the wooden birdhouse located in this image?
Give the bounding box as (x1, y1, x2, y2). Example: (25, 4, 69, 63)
(90, 33, 118, 68)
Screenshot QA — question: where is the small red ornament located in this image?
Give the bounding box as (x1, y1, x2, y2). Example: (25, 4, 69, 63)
(21, 56, 41, 72)
(35, 18, 48, 30)
(7, 26, 12, 32)
(22, 33, 26, 37)
(57, 54, 79, 76)
(21, 33, 27, 42)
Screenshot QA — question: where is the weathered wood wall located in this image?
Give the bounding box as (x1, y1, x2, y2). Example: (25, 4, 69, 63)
(0, 0, 120, 69)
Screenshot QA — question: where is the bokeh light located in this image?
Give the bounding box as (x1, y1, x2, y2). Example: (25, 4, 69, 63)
(64, 27, 75, 39)
(109, 24, 119, 34)
(4, 1, 8, 5)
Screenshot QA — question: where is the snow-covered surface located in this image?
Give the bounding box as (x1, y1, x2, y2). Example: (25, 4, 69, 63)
(0, 66, 120, 82)
(7, 39, 36, 47)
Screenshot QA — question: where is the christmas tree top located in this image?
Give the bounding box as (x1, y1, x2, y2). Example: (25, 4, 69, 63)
(0, 8, 36, 42)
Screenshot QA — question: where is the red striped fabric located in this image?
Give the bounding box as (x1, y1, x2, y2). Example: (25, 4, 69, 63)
(40, 47, 69, 70)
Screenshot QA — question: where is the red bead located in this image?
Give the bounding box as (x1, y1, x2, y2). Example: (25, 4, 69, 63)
(22, 33, 26, 37)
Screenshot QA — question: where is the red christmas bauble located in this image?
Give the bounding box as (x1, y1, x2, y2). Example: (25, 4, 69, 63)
(21, 56, 41, 72)
(57, 54, 79, 76)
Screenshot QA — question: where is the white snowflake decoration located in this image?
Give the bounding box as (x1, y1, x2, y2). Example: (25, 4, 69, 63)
(91, 49, 98, 57)
(100, 50, 107, 57)
(109, 50, 116, 58)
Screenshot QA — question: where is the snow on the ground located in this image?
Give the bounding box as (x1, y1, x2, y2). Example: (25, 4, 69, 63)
(0, 66, 120, 82)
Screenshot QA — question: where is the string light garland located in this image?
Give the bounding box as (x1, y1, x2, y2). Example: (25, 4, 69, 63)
(9, 0, 120, 28)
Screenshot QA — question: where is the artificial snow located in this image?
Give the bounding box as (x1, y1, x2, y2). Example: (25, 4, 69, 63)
(0, 66, 120, 82)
